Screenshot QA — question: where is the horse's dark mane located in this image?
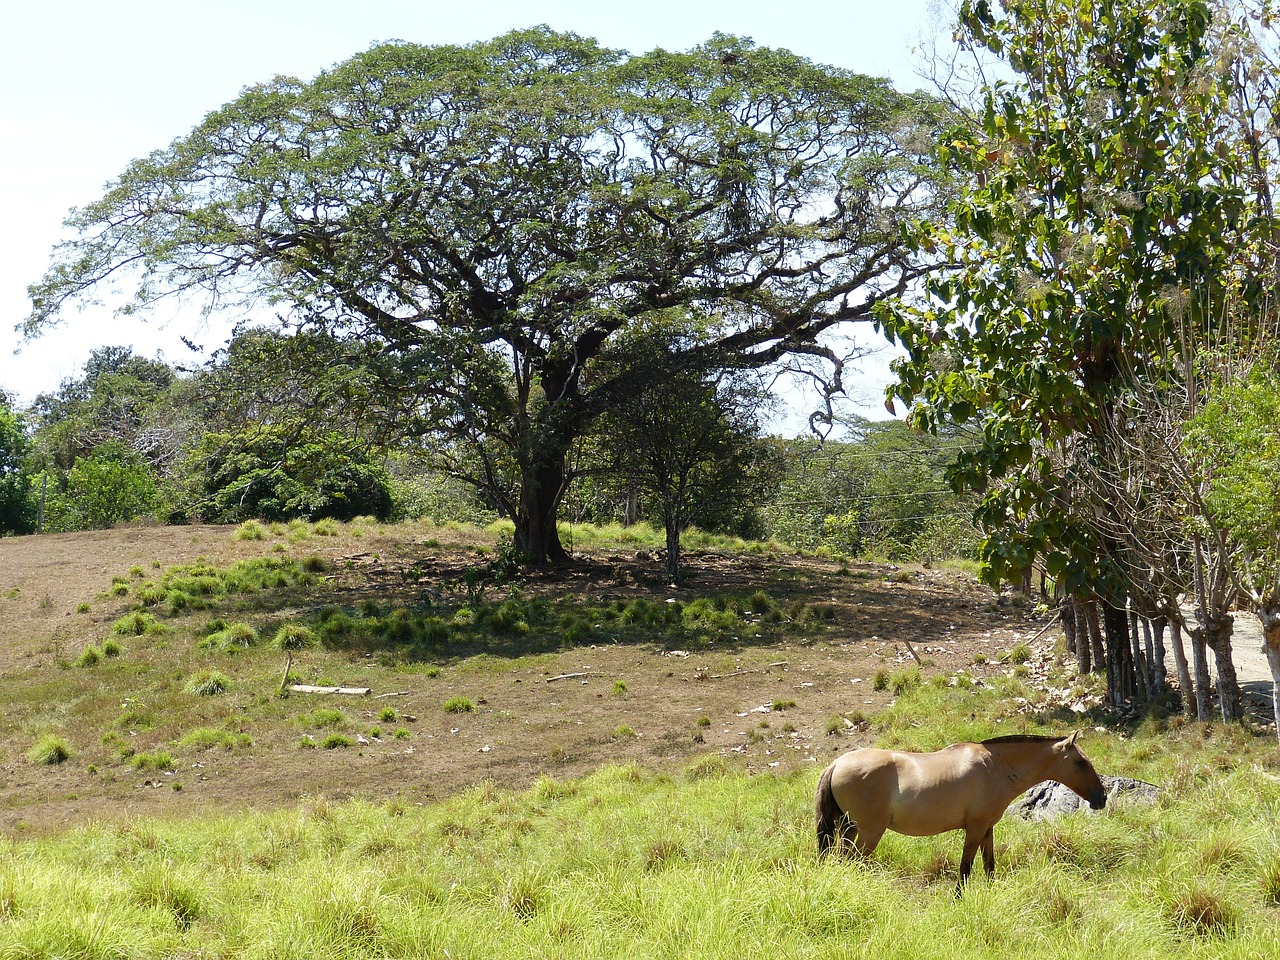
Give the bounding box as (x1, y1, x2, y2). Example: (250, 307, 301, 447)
(981, 734, 1061, 745)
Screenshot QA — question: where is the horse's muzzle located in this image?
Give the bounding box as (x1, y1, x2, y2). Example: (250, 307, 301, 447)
(1089, 792, 1107, 811)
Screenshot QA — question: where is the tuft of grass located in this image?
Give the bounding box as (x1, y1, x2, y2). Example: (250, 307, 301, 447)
(378, 706, 398, 723)
(175, 728, 252, 751)
(612, 679, 628, 696)
(234, 520, 267, 541)
(1005, 640, 1033, 664)
(770, 698, 797, 711)
(130, 750, 175, 771)
(1163, 886, 1237, 937)
(321, 733, 353, 749)
(100, 638, 123, 658)
(443, 696, 474, 714)
(300, 708, 349, 729)
(76, 645, 103, 668)
(611, 724, 638, 740)
(271, 624, 319, 650)
(112, 611, 163, 637)
(184, 670, 232, 696)
(26, 734, 71, 766)
(203, 622, 260, 652)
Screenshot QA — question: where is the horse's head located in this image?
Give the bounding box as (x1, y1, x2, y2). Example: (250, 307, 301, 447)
(1054, 731, 1107, 810)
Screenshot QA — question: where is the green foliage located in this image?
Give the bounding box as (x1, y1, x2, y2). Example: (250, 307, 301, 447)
(763, 422, 979, 562)
(192, 424, 391, 524)
(1184, 363, 1280, 597)
(879, 0, 1241, 592)
(0, 404, 37, 535)
(50, 441, 159, 531)
(443, 696, 474, 714)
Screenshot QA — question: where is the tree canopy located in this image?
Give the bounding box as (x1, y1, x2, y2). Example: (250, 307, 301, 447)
(25, 27, 946, 563)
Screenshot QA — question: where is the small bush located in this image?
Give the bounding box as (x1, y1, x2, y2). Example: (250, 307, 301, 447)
(771, 698, 797, 711)
(378, 706, 397, 723)
(613, 680, 628, 696)
(611, 724, 638, 740)
(184, 670, 232, 696)
(322, 733, 353, 749)
(1006, 641, 1033, 664)
(76, 646, 103, 668)
(27, 734, 71, 766)
(101, 638, 123, 658)
(443, 696, 474, 714)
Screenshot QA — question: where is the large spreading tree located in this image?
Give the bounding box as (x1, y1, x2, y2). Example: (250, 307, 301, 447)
(24, 28, 946, 563)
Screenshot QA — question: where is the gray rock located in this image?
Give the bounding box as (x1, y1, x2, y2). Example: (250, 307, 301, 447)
(1005, 775, 1160, 821)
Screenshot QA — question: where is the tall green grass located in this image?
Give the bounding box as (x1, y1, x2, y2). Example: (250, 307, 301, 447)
(1, 747, 1277, 959)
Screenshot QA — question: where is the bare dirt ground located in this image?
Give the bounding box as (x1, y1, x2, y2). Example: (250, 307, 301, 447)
(0, 524, 1271, 836)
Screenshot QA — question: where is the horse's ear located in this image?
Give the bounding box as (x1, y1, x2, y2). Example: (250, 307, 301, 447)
(1067, 730, 1081, 746)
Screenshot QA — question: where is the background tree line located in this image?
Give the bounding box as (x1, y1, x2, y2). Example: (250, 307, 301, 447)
(0, 337, 978, 576)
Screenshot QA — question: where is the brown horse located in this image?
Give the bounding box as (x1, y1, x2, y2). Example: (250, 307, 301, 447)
(815, 733, 1106, 884)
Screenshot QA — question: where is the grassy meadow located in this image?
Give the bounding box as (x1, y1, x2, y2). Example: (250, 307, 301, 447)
(4, 686, 1280, 958)
(1, 519, 1279, 958)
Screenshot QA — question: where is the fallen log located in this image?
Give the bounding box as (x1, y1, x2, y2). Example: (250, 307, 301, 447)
(288, 684, 372, 696)
(546, 671, 590, 683)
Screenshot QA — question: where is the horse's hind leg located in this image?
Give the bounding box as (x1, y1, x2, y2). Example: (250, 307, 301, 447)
(851, 822, 886, 859)
(980, 825, 995, 875)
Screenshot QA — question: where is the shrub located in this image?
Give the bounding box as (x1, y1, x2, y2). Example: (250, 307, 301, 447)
(76, 646, 103, 668)
(26, 734, 71, 766)
(101, 638, 123, 658)
(322, 733, 353, 749)
(443, 696, 474, 714)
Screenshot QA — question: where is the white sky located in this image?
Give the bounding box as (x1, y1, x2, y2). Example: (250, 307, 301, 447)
(1, 0, 944, 425)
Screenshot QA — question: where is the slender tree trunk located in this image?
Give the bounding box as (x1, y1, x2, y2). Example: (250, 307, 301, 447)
(1167, 615, 1195, 718)
(1189, 624, 1213, 722)
(1129, 607, 1149, 702)
(1085, 599, 1105, 674)
(1061, 597, 1080, 660)
(1258, 604, 1280, 749)
(1148, 615, 1167, 697)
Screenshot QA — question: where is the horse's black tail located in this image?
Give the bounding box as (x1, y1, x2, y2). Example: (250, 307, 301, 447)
(815, 763, 842, 856)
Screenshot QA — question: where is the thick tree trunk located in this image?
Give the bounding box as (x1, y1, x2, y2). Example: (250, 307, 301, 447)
(1203, 614, 1243, 723)
(1103, 600, 1138, 709)
(1258, 604, 1280, 748)
(514, 455, 570, 566)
